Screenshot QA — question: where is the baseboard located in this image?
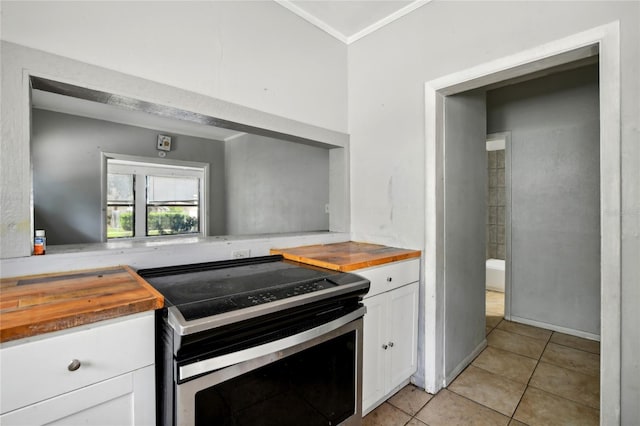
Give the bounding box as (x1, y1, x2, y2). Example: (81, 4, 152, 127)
(444, 339, 487, 386)
(509, 315, 600, 341)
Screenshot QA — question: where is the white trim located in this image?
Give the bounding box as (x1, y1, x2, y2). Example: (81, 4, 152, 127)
(108, 162, 206, 177)
(504, 132, 513, 322)
(275, 0, 432, 45)
(102, 153, 209, 241)
(347, 1, 433, 45)
(274, 0, 349, 44)
(427, 45, 599, 95)
(597, 22, 621, 426)
(423, 85, 444, 393)
(509, 316, 601, 342)
(424, 22, 620, 424)
(103, 152, 209, 171)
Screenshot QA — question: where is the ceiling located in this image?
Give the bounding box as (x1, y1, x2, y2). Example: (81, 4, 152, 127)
(275, 0, 431, 44)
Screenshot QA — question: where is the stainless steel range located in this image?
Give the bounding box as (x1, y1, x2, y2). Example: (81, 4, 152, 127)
(138, 255, 369, 426)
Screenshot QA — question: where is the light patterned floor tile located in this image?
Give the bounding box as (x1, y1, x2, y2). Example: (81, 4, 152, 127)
(497, 321, 552, 342)
(529, 361, 599, 408)
(550, 332, 600, 354)
(387, 384, 433, 416)
(363, 402, 411, 426)
(448, 365, 526, 416)
(513, 387, 599, 426)
(487, 328, 547, 359)
(486, 291, 505, 316)
(472, 346, 538, 384)
(415, 389, 510, 426)
(361, 291, 602, 426)
(487, 314, 503, 329)
(540, 342, 600, 377)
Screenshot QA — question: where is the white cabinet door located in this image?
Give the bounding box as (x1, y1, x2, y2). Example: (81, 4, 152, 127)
(361, 261, 420, 416)
(387, 281, 419, 390)
(0, 365, 155, 426)
(362, 292, 387, 412)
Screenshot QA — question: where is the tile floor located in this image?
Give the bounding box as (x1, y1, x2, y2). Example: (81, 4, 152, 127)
(363, 290, 601, 426)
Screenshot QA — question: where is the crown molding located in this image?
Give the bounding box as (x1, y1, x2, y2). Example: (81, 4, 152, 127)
(275, 0, 432, 45)
(347, 0, 432, 44)
(275, 0, 349, 44)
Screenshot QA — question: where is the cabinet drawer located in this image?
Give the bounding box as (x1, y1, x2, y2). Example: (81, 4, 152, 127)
(358, 259, 420, 299)
(0, 311, 155, 414)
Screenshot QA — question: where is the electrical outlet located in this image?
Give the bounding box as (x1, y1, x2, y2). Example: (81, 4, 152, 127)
(232, 249, 251, 259)
(325, 204, 330, 214)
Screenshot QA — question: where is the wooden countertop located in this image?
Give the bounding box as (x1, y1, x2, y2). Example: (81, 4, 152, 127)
(271, 241, 421, 272)
(0, 266, 164, 343)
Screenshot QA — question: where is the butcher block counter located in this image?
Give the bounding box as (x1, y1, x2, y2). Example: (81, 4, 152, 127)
(271, 241, 421, 272)
(0, 266, 164, 343)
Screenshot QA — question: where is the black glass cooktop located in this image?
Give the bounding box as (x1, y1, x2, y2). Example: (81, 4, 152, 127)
(138, 255, 368, 321)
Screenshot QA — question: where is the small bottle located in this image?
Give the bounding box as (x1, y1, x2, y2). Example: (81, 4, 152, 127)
(34, 229, 46, 255)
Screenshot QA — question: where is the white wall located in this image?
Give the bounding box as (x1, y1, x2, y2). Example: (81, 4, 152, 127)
(0, 1, 347, 133)
(0, 1, 351, 260)
(2, 0, 639, 421)
(347, 1, 639, 421)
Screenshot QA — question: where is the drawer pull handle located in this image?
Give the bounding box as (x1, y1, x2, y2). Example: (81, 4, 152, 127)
(382, 344, 388, 350)
(386, 277, 393, 282)
(68, 359, 81, 371)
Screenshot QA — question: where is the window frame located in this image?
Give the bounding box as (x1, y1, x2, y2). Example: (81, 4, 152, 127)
(102, 153, 208, 241)
(105, 172, 136, 239)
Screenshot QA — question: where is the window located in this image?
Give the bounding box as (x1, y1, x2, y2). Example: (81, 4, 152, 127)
(107, 173, 135, 238)
(105, 157, 207, 240)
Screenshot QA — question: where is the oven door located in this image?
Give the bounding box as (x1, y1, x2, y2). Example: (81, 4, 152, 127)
(175, 309, 364, 426)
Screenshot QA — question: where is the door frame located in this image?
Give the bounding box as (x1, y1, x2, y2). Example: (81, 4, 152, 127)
(423, 22, 620, 424)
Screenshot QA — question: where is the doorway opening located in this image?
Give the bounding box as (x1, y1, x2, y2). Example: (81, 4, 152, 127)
(424, 22, 621, 424)
(485, 63, 601, 341)
(485, 132, 507, 295)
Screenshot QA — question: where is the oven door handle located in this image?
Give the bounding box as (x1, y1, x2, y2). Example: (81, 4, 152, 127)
(178, 306, 365, 381)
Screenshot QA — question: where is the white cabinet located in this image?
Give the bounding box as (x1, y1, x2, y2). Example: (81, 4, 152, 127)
(0, 311, 156, 426)
(358, 259, 420, 415)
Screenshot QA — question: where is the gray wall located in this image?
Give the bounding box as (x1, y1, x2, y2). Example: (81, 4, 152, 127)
(487, 64, 600, 336)
(225, 134, 330, 235)
(444, 90, 487, 379)
(32, 109, 226, 244)
(33, 110, 332, 244)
